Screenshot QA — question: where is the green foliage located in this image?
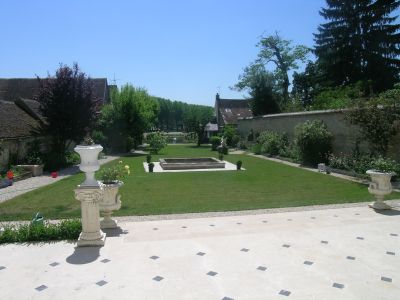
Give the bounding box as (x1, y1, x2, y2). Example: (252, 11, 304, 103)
(98, 84, 159, 151)
(92, 130, 107, 146)
(294, 120, 333, 166)
(99, 161, 130, 183)
(0, 219, 82, 244)
(24, 139, 43, 165)
(223, 125, 240, 147)
(257, 131, 288, 156)
(236, 160, 243, 170)
(329, 153, 400, 175)
(155, 97, 214, 132)
(146, 154, 152, 164)
(218, 152, 224, 161)
(148, 162, 154, 172)
(237, 140, 247, 150)
(251, 143, 262, 155)
(36, 63, 97, 169)
(315, 0, 400, 92)
(147, 132, 167, 154)
(210, 136, 221, 151)
(346, 87, 400, 155)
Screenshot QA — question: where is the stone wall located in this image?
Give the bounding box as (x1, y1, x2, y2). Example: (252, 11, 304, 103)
(237, 109, 400, 160)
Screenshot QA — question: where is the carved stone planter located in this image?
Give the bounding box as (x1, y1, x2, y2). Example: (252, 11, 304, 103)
(74, 144, 103, 187)
(366, 170, 395, 210)
(99, 181, 122, 229)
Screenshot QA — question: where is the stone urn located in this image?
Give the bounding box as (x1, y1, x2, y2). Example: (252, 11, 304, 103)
(366, 170, 395, 210)
(74, 144, 103, 187)
(99, 181, 122, 229)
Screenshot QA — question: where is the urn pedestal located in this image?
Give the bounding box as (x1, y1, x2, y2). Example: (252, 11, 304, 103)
(99, 181, 122, 229)
(366, 170, 394, 210)
(74, 186, 106, 246)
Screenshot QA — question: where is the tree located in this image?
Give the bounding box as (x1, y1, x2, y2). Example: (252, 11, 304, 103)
(235, 63, 281, 115)
(291, 61, 322, 107)
(256, 33, 310, 103)
(99, 84, 159, 151)
(346, 85, 400, 155)
(36, 63, 98, 169)
(182, 105, 214, 146)
(314, 0, 400, 92)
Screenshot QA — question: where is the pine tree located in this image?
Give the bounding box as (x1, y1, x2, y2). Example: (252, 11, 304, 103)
(314, 0, 400, 92)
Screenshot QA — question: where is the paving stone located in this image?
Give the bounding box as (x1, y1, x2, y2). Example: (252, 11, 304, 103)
(152, 276, 164, 282)
(96, 280, 107, 286)
(279, 290, 291, 296)
(35, 285, 47, 292)
(332, 283, 344, 289)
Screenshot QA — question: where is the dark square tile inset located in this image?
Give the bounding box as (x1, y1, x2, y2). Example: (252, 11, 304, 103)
(237, 222, 242, 225)
(197, 252, 206, 256)
(0, 266, 6, 270)
(287, 219, 292, 221)
(304, 261, 313, 265)
(332, 283, 344, 289)
(282, 244, 291, 248)
(209, 224, 215, 227)
(181, 226, 187, 228)
(390, 233, 398, 237)
(321, 240, 329, 244)
(257, 266, 267, 271)
(279, 290, 291, 296)
(96, 280, 108, 286)
(207, 271, 218, 276)
(356, 237, 364, 240)
(381, 276, 392, 282)
(35, 285, 48, 292)
(311, 217, 316, 219)
(49, 262, 59, 267)
(241, 248, 249, 252)
(386, 251, 395, 256)
(355, 213, 360, 215)
(153, 228, 158, 231)
(333, 215, 338, 217)
(150, 255, 159, 260)
(153, 276, 164, 282)
(346, 256, 355, 260)
(100, 259, 111, 263)
(222, 297, 234, 300)
(262, 220, 268, 223)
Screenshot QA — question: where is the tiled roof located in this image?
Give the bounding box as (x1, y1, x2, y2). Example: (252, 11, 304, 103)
(204, 122, 218, 131)
(0, 78, 109, 103)
(0, 100, 40, 139)
(217, 98, 253, 125)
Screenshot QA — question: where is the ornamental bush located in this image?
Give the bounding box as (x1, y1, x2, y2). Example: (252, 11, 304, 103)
(147, 132, 167, 154)
(294, 120, 333, 166)
(257, 131, 288, 156)
(210, 136, 221, 151)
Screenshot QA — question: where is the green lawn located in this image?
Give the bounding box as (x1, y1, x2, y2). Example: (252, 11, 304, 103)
(0, 144, 397, 221)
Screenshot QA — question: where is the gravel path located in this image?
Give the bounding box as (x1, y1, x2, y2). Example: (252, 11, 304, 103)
(0, 155, 120, 203)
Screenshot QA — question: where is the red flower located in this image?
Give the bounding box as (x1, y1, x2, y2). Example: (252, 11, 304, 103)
(6, 170, 14, 180)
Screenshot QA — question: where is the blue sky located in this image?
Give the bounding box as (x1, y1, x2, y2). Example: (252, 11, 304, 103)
(1, 0, 326, 106)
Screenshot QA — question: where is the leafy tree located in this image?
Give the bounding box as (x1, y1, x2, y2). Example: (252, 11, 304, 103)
(182, 104, 214, 146)
(36, 63, 98, 169)
(235, 63, 281, 115)
(99, 84, 159, 151)
(346, 85, 400, 155)
(146, 132, 167, 154)
(256, 33, 310, 103)
(314, 0, 400, 92)
(291, 61, 323, 107)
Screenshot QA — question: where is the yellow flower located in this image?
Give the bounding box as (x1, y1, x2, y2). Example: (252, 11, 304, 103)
(119, 160, 123, 164)
(127, 170, 131, 175)
(124, 165, 130, 170)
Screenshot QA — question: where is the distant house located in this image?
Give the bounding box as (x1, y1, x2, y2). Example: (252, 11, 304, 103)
(0, 78, 110, 168)
(214, 93, 253, 130)
(204, 122, 218, 138)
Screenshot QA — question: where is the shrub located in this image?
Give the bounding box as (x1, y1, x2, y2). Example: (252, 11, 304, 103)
(146, 154, 152, 164)
(294, 120, 333, 166)
(237, 140, 247, 150)
(252, 143, 262, 155)
(147, 132, 167, 154)
(231, 135, 240, 148)
(0, 219, 82, 244)
(65, 151, 80, 166)
(218, 152, 224, 161)
(210, 136, 221, 151)
(24, 139, 43, 165)
(257, 131, 288, 156)
(92, 130, 107, 146)
(223, 125, 238, 147)
(236, 160, 242, 170)
(148, 162, 154, 172)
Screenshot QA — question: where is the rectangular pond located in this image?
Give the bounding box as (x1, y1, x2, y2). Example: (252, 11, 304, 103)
(159, 157, 225, 170)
